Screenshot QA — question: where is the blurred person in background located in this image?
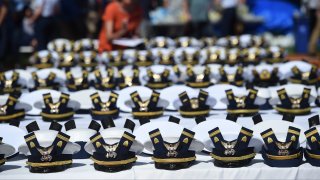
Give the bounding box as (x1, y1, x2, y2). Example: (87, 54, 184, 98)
(307, 0, 320, 56)
(139, 0, 156, 38)
(164, 0, 189, 23)
(28, 0, 60, 50)
(86, 0, 100, 38)
(98, 0, 142, 52)
(214, 0, 246, 36)
(22, 6, 37, 47)
(95, 0, 111, 38)
(0, 0, 26, 69)
(0, 0, 8, 63)
(186, 0, 212, 38)
(58, 0, 87, 40)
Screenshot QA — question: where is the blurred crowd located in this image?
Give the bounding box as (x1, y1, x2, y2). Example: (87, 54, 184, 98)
(0, 0, 109, 57)
(0, 0, 319, 68)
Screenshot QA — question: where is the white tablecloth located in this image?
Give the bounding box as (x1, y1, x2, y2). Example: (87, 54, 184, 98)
(1, 109, 320, 179)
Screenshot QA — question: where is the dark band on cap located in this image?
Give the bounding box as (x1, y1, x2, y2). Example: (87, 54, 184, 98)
(49, 122, 62, 131)
(9, 119, 20, 127)
(168, 116, 180, 124)
(139, 118, 150, 125)
(282, 114, 295, 123)
(88, 120, 101, 131)
(101, 117, 115, 129)
(252, 114, 263, 125)
(226, 113, 238, 122)
(64, 120, 76, 131)
(195, 116, 206, 124)
(309, 115, 320, 128)
(124, 119, 135, 132)
(26, 121, 40, 133)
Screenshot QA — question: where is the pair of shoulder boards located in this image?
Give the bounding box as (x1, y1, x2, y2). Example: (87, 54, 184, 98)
(158, 51, 174, 59)
(148, 128, 196, 167)
(205, 53, 222, 64)
(78, 54, 98, 67)
(66, 71, 89, 80)
(208, 126, 255, 163)
(219, 67, 243, 85)
(130, 91, 163, 118)
(32, 73, 57, 88)
(252, 68, 278, 80)
(291, 66, 318, 84)
(179, 90, 209, 108)
(0, 72, 19, 81)
(226, 89, 258, 104)
(0, 72, 20, 89)
(219, 67, 243, 76)
(89, 131, 137, 169)
(93, 69, 116, 89)
(147, 69, 170, 79)
(291, 65, 317, 76)
(24, 130, 72, 169)
(277, 88, 311, 101)
(90, 131, 135, 150)
(146, 69, 171, 89)
(261, 126, 300, 145)
(32, 72, 56, 81)
(94, 69, 114, 78)
(209, 126, 253, 145)
(0, 95, 25, 121)
(41, 93, 74, 120)
(304, 126, 320, 166)
(186, 67, 211, 87)
(276, 88, 311, 114)
(90, 92, 119, 113)
(66, 71, 89, 89)
(187, 66, 210, 76)
(178, 90, 210, 117)
(130, 91, 160, 108)
(119, 68, 139, 77)
(260, 127, 302, 163)
(225, 89, 258, 115)
(43, 93, 70, 105)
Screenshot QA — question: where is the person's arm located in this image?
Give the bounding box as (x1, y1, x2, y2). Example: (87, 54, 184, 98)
(133, 7, 143, 37)
(53, 0, 60, 15)
(214, 0, 221, 6)
(183, 0, 191, 22)
(29, 0, 44, 23)
(163, 0, 169, 8)
(0, 4, 7, 26)
(106, 19, 128, 41)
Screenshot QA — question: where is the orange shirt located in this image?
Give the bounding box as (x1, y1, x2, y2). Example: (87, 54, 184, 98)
(98, 2, 142, 52)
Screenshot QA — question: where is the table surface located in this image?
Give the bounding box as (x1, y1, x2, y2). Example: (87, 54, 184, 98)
(1, 109, 320, 180)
